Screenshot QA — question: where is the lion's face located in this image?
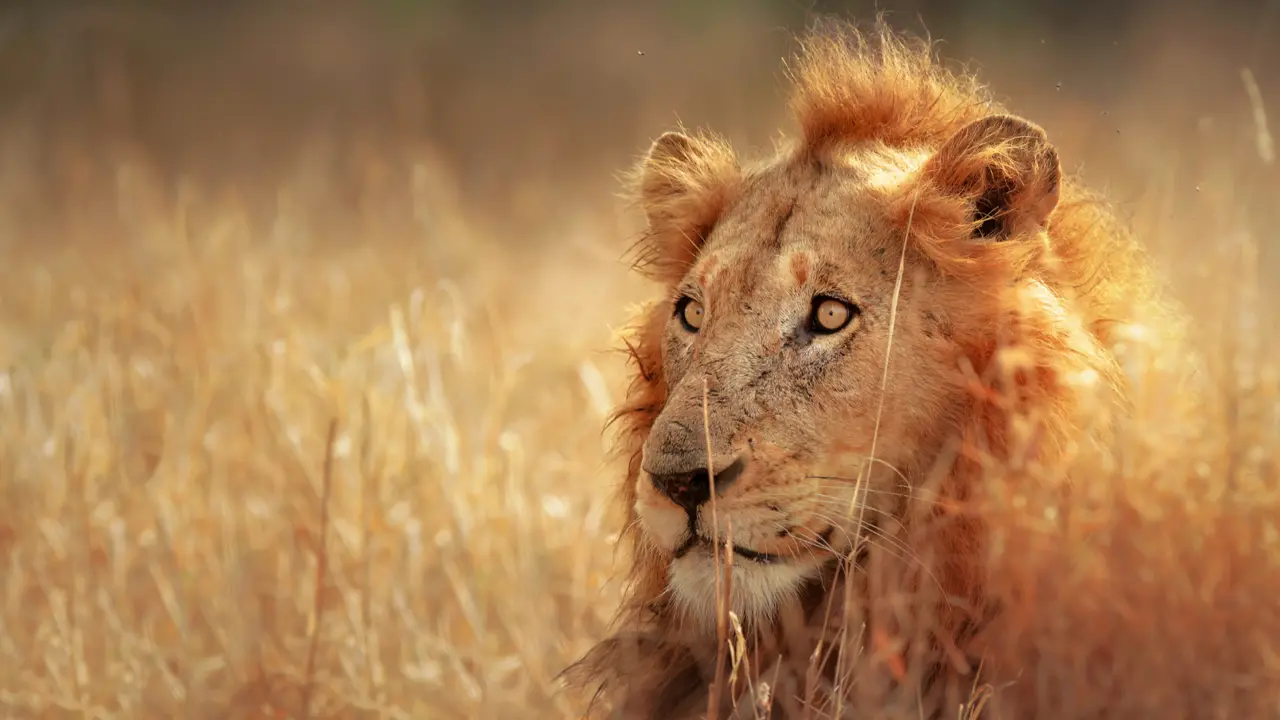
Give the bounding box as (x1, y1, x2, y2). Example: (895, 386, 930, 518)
(631, 118, 1062, 629)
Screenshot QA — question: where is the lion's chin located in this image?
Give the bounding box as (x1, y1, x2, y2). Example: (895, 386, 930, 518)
(667, 544, 826, 630)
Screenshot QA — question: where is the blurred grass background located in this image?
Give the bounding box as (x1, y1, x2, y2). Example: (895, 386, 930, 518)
(0, 0, 1276, 717)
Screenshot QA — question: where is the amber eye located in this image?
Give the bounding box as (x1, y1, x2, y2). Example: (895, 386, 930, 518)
(810, 296, 858, 334)
(675, 297, 705, 332)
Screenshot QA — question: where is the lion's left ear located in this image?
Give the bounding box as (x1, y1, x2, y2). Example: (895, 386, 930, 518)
(920, 114, 1061, 240)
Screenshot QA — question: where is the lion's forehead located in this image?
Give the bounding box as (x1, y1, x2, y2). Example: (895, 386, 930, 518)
(695, 201, 895, 309)
(694, 242, 812, 290)
(693, 153, 906, 294)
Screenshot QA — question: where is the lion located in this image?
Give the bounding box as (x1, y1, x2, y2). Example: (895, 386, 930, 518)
(563, 18, 1182, 720)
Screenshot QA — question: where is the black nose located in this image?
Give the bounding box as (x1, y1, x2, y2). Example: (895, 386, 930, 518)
(650, 457, 746, 514)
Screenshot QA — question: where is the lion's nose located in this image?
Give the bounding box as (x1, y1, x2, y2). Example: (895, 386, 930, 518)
(649, 456, 746, 514)
(649, 469, 712, 513)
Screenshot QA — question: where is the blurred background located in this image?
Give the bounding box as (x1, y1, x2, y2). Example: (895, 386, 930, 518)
(0, 1, 1276, 717)
(2, 0, 1278, 336)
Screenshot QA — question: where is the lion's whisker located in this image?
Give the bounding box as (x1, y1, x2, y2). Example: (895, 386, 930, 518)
(803, 493, 914, 533)
(809, 454, 912, 485)
(803, 509, 930, 571)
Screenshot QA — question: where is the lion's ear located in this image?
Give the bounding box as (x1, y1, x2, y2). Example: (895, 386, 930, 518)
(640, 131, 737, 228)
(633, 130, 739, 280)
(920, 114, 1061, 240)
(640, 132, 700, 226)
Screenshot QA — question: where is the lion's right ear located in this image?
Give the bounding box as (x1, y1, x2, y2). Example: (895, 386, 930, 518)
(634, 130, 739, 281)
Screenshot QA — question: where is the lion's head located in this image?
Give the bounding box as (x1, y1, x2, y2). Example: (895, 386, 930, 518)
(566, 19, 1173, 720)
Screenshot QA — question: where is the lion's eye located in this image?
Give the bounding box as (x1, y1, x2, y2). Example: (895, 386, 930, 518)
(675, 297, 705, 332)
(810, 296, 857, 334)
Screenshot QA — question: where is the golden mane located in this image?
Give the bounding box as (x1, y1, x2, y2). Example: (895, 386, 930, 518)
(791, 18, 1172, 345)
(564, 16, 1183, 719)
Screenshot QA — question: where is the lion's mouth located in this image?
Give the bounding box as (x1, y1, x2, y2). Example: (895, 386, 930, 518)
(672, 532, 785, 565)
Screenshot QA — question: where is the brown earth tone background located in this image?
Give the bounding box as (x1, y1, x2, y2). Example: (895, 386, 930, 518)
(0, 0, 1277, 718)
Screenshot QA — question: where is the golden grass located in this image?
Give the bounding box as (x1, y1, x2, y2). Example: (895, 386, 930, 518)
(1, 7, 1278, 719)
(0, 159, 648, 718)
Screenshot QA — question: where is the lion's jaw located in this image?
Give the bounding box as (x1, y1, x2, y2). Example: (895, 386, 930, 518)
(635, 470, 854, 629)
(667, 544, 827, 629)
(633, 427, 910, 632)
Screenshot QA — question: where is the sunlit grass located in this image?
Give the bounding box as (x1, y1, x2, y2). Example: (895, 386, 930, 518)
(0, 158, 643, 718)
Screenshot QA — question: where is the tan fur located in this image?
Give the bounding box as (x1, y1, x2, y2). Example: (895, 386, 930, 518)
(563, 18, 1180, 720)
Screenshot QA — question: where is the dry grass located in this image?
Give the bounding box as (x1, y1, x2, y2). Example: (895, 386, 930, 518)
(0, 156, 650, 718)
(0, 4, 1278, 719)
